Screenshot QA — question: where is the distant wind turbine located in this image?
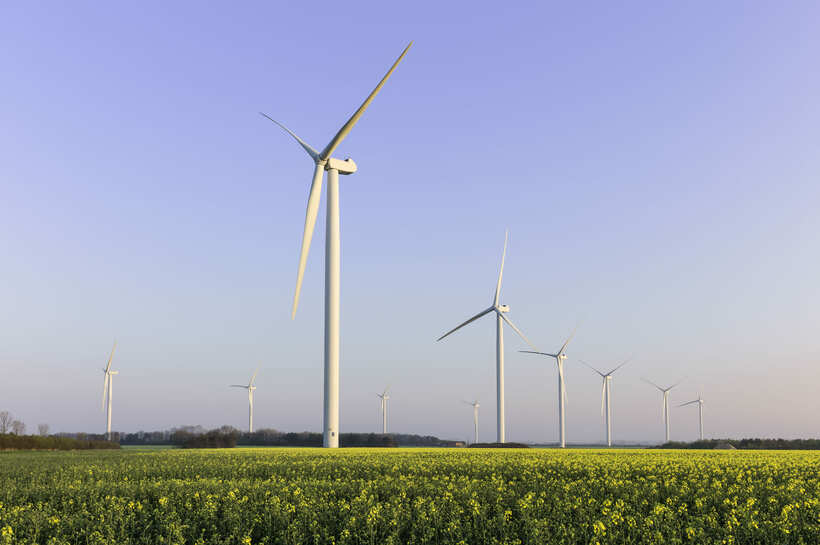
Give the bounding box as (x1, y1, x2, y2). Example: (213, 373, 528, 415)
(520, 328, 577, 448)
(101, 341, 118, 440)
(437, 231, 537, 443)
(679, 393, 705, 441)
(261, 43, 412, 448)
(230, 369, 258, 433)
(642, 378, 684, 442)
(377, 386, 390, 434)
(579, 358, 630, 447)
(463, 400, 480, 444)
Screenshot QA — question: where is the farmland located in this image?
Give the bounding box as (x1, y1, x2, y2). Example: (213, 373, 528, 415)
(1, 448, 819, 544)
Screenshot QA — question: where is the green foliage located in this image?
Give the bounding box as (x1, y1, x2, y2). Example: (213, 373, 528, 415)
(658, 438, 820, 449)
(1, 449, 819, 543)
(0, 434, 118, 451)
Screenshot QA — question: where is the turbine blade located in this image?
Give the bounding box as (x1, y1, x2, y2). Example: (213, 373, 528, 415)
(642, 377, 664, 391)
(668, 378, 686, 390)
(519, 351, 558, 358)
(104, 341, 117, 373)
(259, 113, 319, 160)
(102, 374, 109, 411)
(678, 400, 699, 407)
(249, 367, 259, 386)
(493, 230, 508, 306)
(498, 313, 538, 351)
(319, 42, 412, 160)
(558, 326, 578, 355)
(291, 163, 325, 318)
(436, 307, 494, 341)
(607, 357, 631, 376)
(229, 385, 248, 388)
(578, 359, 605, 376)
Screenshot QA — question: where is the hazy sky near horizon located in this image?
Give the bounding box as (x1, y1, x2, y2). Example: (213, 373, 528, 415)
(2, 2, 819, 443)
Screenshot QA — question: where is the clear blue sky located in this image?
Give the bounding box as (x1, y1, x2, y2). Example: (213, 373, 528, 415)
(2, 1, 819, 443)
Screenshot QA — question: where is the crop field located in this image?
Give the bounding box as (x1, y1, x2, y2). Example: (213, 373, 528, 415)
(1, 448, 819, 544)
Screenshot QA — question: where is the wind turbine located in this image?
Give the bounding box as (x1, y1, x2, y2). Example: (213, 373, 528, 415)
(230, 369, 258, 433)
(520, 328, 576, 448)
(377, 386, 390, 434)
(101, 341, 117, 441)
(261, 43, 412, 448)
(437, 231, 537, 443)
(463, 400, 480, 444)
(643, 378, 684, 443)
(579, 358, 630, 447)
(679, 393, 705, 441)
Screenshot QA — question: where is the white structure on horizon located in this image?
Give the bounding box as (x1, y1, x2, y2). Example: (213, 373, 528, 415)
(377, 386, 390, 434)
(101, 341, 118, 440)
(579, 358, 630, 447)
(437, 231, 537, 444)
(261, 43, 412, 448)
(230, 369, 259, 433)
(463, 399, 480, 444)
(520, 328, 577, 448)
(679, 393, 705, 441)
(643, 378, 683, 443)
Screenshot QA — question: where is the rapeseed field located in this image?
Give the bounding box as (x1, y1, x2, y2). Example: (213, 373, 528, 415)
(1, 448, 818, 544)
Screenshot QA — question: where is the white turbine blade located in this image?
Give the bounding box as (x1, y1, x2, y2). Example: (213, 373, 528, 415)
(498, 312, 538, 351)
(383, 385, 391, 396)
(558, 326, 578, 355)
(578, 359, 605, 377)
(259, 113, 319, 160)
(437, 307, 494, 341)
(607, 358, 631, 376)
(291, 163, 325, 318)
(600, 378, 606, 416)
(668, 378, 686, 390)
(104, 341, 117, 373)
(229, 385, 248, 388)
(102, 374, 109, 411)
(642, 378, 664, 392)
(519, 351, 558, 358)
(319, 42, 412, 160)
(249, 368, 259, 386)
(493, 230, 508, 306)
(678, 399, 699, 407)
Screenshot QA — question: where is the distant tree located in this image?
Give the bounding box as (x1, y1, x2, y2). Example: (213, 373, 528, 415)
(11, 420, 26, 435)
(0, 411, 10, 434)
(38, 423, 50, 436)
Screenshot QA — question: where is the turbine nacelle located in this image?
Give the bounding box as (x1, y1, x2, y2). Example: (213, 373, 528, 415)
(325, 157, 357, 174)
(496, 304, 510, 313)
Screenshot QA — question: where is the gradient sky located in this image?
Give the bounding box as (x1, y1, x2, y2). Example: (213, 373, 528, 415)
(2, 2, 819, 443)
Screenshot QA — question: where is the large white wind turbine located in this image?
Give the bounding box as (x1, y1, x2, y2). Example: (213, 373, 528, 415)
(261, 43, 412, 448)
(463, 399, 480, 444)
(579, 358, 630, 447)
(520, 328, 576, 448)
(230, 369, 259, 433)
(643, 378, 684, 443)
(101, 341, 117, 440)
(377, 386, 390, 434)
(679, 393, 705, 441)
(437, 231, 537, 443)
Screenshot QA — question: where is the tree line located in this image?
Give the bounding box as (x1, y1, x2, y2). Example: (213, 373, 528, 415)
(658, 438, 820, 450)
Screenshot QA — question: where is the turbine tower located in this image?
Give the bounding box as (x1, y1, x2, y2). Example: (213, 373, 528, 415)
(579, 358, 630, 447)
(679, 393, 705, 441)
(230, 369, 258, 433)
(377, 386, 390, 434)
(101, 341, 118, 441)
(437, 231, 537, 443)
(261, 43, 412, 448)
(463, 400, 480, 444)
(520, 328, 577, 448)
(643, 378, 683, 443)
